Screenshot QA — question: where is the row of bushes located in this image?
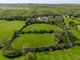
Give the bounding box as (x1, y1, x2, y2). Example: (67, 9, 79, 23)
(0, 16, 61, 26)
(21, 30, 54, 34)
(29, 19, 55, 25)
(3, 48, 22, 58)
(3, 44, 73, 58)
(0, 16, 28, 21)
(21, 44, 73, 52)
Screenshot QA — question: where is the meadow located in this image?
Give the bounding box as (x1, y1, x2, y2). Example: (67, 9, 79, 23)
(0, 4, 80, 60)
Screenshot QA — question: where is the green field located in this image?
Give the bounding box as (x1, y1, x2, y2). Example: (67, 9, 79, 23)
(0, 46, 80, 60)
(36, 46, 80, 60)
(0, 19, 80, 60)
(12, 33, 56, 48)
(23, 24, 59, 32)
(0, 4, 80, 60)
(0, 20, 24, 40)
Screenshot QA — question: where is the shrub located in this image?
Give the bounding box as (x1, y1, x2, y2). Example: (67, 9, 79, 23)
(0, 37, 8, 48)
(63, 44, 73, 49)
(3, 48, 22, 58)
(26, 52, 36, 60)
(21, 29, 54, 34)
(54, 29, 65, 44)
(67, 31, 77, 46)
(69, 21, 78, 30)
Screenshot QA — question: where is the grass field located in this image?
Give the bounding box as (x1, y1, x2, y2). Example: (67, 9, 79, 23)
(0, 46, 80, 60)
(0, 19, 80, 60)
(12, 33, 56, 48)
(36, 46, 80, 60)
(0, 20, 24, 40)
(10, 23, 61, 48)
(0, 3, 80, 60)
(23, 24, 60, 32)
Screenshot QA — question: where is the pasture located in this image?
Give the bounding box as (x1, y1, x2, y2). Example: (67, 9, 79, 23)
(0, 4, 80, 60)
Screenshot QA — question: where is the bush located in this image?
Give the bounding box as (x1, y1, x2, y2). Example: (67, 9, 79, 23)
(54, 29, 65, 44)
(50, 45, 64, 50)
(3, 48, 22, 58)
(26, 52, 36, 60)
(0, 37, 8, 49)
(69, 21, 77, 30)
(64, 44, 73, 49)
(21, 29, 54, 34)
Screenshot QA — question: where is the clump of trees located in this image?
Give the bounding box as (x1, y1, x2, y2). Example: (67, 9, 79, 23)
(54, 29, 65, 44)
(0, 16, 28, 21)
(27, 16, 63, 26)
(69, 21, 78, 30)
(3, 47, 22, 58)
(29, 16, 55, 25)
(54, 29, 77, 47)
(73, 14, 80, 18)
(0, 37, 8, 49)
(25, 52, 36, 60)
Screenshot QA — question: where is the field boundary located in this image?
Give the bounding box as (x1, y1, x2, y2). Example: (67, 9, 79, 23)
(7, 14, 73, 52)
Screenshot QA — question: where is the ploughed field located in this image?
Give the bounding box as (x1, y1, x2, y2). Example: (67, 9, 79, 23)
(0, 19, 80, 60)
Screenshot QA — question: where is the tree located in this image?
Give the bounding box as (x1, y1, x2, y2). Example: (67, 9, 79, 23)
(67, 31, 77, 46)
(0, 37, 8, 48)
(25, 52, 36, 60)
(22, 43, 31, 55)
(54, 29, 65, 44)
(3, 47, 22, 58)
(69, 21, 78, 30)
